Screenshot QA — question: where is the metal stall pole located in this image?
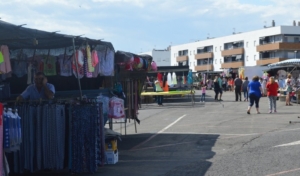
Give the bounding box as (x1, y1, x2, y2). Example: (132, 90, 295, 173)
(72, 38, 83, 100)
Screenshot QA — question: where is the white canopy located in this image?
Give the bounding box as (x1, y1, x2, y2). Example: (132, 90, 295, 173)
(268, 59, 300, 67)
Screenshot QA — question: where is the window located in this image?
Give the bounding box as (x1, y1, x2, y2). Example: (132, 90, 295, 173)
(254, 41, 256, 46)
(254, 55, 256, 60)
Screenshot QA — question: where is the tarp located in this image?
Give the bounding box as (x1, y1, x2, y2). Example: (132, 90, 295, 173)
(115, 50, 152, 64)
(0, 20, 114, 50)
(268, 59, 300, 67)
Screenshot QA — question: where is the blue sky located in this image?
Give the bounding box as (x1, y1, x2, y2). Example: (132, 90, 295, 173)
(0, 0, 300, 53)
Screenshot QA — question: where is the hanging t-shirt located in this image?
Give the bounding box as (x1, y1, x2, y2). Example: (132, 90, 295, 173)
(99, 48, 114, 76)
(43, 56, 56, 76)
(0, 45, 12, 74)
(86, 45, 94, 72)
(72, 50, 84, 79)
(58, 54, 72, 77)
(84, 54, 93, 78)
(12, 59, 28, 78)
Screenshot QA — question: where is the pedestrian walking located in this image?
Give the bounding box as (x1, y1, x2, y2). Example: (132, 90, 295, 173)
(214, 76, 221, 101)
(266, 77, 279, 113)
(247, 76, 263, 114)
(234, 76, 243, 101)
(242, 77, 249, 101)
(285, 74, 293, 106)
(218, 76, 223, 101)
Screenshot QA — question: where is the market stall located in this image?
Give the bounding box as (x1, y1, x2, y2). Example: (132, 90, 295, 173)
(0, 20, 121, 175)
(268, 59, 300, 104)
(112, 50, 153, 134)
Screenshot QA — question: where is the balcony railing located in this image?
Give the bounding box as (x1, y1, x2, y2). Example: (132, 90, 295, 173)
(176, 55, 188, 62)
(256, 43, 300, 52)
(256, 58, 287, 66)
(221, 61, 244, 69)
(195, 64, 213, 71)
(194, 52, 213, 60)
(221, 48, 244, 57)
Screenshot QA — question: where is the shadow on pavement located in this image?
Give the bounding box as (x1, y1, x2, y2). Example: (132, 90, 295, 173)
(98, 133, 219, 176)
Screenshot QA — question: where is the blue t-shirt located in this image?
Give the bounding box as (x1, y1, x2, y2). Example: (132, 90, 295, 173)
(248, 81, 261, 97)
(21, 83, 55, 100)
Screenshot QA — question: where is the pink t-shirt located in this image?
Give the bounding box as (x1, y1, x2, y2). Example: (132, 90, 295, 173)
(202, 87, 206, 94)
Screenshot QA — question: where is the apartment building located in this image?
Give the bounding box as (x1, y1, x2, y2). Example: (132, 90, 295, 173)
(171, 23, 300, 72)
(140, 47, 171, 66)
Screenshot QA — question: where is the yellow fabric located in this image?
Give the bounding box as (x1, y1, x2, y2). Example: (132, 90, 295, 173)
(0, 52, 4, 64)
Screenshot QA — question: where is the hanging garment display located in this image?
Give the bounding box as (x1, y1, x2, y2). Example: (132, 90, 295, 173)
(3, 108, 21, 152)
(43, 56, 57, 76)
(58, 55, 73, 77)
(84, 53, 93, 78)
(188, 70, 193, 85)
(108, 97, 125, 119)
(99, 47, 114, 76)
(69, 104, 104, 173)
(91, 50, 100, 78)
(12, 54, 28, 78)
(0, 52, 4, 64)
(172, 72, 177, 85)
(72, 50, 84, 79)
(97, 95, 110, 124)
(167, 72, 172, 87)
(151, 61, 157, 71)
(27, 61, 37, 85)
(86, 45, 94, 72)
(0, 104, 3, 175)
(0, 45, 12, 74)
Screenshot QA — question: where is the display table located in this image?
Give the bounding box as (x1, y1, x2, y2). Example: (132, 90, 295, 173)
(141, 90, 192, 96)
(141, 90, 195, 106)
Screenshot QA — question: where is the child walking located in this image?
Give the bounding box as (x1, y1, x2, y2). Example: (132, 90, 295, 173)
(200, 84, 206, 102)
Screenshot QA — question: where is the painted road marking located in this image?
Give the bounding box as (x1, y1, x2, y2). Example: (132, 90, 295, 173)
(161, 132, 260, 136)
(266, 167, 300, 176)
(274, 140, 300, 148)
(130, 114, 187, 150)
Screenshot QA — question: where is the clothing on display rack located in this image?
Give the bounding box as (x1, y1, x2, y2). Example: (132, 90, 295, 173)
(86, 45, 94, 72)
(12, 56, 28, 78)
(172, 72, 177, 85)
(69, 104, 104, 173)
(108, 97, 125, 119)
(3, 108, 21, 152)
(0, 45, 12, 74)
(96, 94, 110, 125)
(99, 47, 114, 76)
(72, 50, 84, 79)
(58, 54, 73, 77)
(43, 56, 57, 76)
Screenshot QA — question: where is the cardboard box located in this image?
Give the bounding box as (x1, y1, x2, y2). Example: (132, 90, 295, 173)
(105, 150, 118, 164)
(105, 139, 117, 151)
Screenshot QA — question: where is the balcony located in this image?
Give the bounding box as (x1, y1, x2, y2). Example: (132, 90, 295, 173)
(256, 58, 287, 66)
(257, 43, 300, 52)
(221, 61, 244, 69)
(195, 64, 213, 71)
(194, 52, 213, 60)
(176, 55, 188, 62)
(221, 48, 244, 57)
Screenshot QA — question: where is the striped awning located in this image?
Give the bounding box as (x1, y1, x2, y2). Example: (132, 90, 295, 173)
(268, 59, 300, 67)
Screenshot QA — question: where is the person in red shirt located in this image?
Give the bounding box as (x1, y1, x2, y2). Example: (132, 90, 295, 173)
(266, 77, 279, 113)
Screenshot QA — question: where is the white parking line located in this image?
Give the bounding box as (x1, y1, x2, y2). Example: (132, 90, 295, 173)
(266, 167, 300, 176)
(274, 140, 300, 148)
(161, 132, 260, 136)
(130, 114, 186, 150)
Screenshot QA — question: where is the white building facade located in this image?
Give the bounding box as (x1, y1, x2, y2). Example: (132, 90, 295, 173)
(140, 48, 171, 66)
(171, 25, 300, 72)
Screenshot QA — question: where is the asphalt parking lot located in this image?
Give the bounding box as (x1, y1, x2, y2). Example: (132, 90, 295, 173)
(96, 90, 300, 176)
